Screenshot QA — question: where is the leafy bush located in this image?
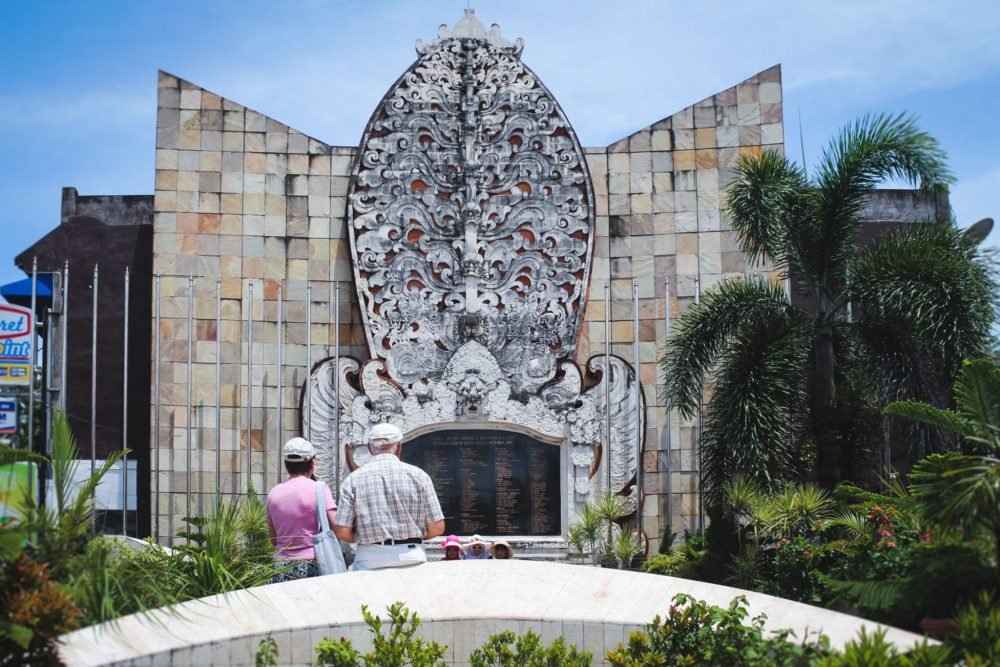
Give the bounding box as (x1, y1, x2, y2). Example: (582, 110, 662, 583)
(255, 635, 279, 667)
(640, 552, 698, 578)
(0, 553, 82, 665)
(315, 602, 445, 667)
(17, 413, 125, 578)
(947, 592, 1000, 666)
(469, 630, 591, 666)
(763, 536, 826, 604)
(606, 593, 831, 666)
(812, 627, 950, 666)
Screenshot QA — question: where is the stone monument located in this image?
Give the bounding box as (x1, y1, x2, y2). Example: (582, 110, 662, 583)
(305, 10, 643, 538)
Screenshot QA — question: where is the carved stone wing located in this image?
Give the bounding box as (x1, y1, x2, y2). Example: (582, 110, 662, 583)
(584, 355, 644, 495)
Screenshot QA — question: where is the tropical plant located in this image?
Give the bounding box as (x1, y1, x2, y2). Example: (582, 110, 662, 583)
(17, 412, 125, 578)
(171, 490, 276, 600)
(818, 479, 993, 628)
(886, 358, 1000, 575)
(593, 490, 630, 559)
(256, 635, 279, 667)
(609, 525, 643, 570)
(813, 626, 951, 666)
(315, 602, 446, 667)
(661, 113, 996, 500)
(0, 553, 82, 665)
(606, 593, 832, 666)
(948, 592, 1000, 666)
(469, 630, 591, 667)
(568, 501, 607, 565)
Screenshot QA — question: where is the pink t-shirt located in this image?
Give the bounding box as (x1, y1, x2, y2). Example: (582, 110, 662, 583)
(266, 477, 337, 560)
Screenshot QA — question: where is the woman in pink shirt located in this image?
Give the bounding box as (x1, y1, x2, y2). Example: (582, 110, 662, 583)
(266, 437, 337, 582)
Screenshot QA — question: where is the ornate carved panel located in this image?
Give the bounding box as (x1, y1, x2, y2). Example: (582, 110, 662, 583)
(348, 9, 595, 390)
(305, 11, 645, 524)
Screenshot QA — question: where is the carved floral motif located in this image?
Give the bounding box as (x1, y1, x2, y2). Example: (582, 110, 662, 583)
(304, 11, 645, 525)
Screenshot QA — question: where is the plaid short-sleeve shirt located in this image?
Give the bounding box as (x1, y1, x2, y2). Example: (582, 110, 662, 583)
(334, 453, 444, 545)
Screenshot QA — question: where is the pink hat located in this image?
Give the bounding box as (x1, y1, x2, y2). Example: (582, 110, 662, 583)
(441, 535, 462, 550)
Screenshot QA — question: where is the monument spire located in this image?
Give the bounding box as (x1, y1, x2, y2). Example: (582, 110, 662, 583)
(415, 8, 524, 56)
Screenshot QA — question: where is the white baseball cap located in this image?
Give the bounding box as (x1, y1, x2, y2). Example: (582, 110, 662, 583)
(283, 437, 315, 462)
(369, 423, 403, 445)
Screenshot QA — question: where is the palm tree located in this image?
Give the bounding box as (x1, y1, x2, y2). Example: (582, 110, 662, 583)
(885, 358, 1000, 575)
(662, 113, 995, 503)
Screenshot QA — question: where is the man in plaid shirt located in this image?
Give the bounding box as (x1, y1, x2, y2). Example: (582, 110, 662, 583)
(334, 423, 446, 571)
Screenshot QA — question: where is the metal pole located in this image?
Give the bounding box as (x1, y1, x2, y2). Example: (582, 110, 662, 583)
(122, 266, 130, 535)
(694, 275, 704, 533)
(632, 278, 643, 539)
(305, 283, 312, 440)
(60, 261, 68, 411)
(185, 275, 194, 526)
(604, 280, 612, 492)
(215, 277, 222, 503)
(153, 274, 161, 543)
(90, 264, 99, 532)
(663, 275, 673, 541)
(44, 307, 53, 458)
(28, 258, 37, 500)
(333, 281, 341, 496)
(276, 284, 283, 488)
(246, 280, 254, 495)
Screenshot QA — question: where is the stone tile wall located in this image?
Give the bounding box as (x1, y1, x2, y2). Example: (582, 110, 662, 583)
(150, 65, 783, 549)
(151, 72, 366, 540)
(579, 65, 784, 547)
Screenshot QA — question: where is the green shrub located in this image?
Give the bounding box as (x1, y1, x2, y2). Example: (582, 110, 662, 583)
(255, 635, 279, 667)
(640, 552, 697, 578)
(315, 602, 445, 667)
(469, 630, 591, 666)
(315, 636, 363, 667)
(606, 593, 830, 666)
(0, 553, 82, 665)
(813, 627, 950, 666)
(948, 592, 1000, 666)
(763, 536, 827, 604)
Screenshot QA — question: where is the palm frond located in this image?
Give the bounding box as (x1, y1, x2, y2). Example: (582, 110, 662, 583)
(725, 150, 810, 267)
(825, 511, 873, 542)
(910, 453, 1000, 532)
(884, 401, 973, 439)
(0, 445, 46, 467)
(822, 575, 910, 614)
(853, 223, 996, 384)
(809, 113, 953, 300)
(953, 359, 1000, 450)
(697, 285, 812, 502)
(661, 278, 805, 418)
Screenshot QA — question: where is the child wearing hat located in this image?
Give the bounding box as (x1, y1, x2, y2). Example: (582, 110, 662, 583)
(462, 534, 492, 560)
(441, 535, 463, 561)
(490, 539, 514, 559)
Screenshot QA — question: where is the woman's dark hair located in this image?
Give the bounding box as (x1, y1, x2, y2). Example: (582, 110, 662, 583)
(284, 459, 312, 475)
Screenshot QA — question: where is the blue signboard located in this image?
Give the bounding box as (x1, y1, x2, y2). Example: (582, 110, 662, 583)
(0, 399, 15, 434)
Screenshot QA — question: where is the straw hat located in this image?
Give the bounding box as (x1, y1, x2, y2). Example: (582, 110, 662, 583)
(490, 539, 514, 558)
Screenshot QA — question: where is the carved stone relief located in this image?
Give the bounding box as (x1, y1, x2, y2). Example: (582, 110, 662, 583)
(303, 10, 645, 525)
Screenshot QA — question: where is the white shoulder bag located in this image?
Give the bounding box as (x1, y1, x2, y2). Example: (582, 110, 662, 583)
(312, 481, 348, 575)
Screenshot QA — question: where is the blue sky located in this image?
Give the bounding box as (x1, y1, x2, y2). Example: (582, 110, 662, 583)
(2, 0, 998, 290)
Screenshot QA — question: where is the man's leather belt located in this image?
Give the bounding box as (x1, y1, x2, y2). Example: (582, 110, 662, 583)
(380, 537, 423, 545)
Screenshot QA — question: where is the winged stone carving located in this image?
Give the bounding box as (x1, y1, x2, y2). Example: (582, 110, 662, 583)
(302, 11, 646, 525)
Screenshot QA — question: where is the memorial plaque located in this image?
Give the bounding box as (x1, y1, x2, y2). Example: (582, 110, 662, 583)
(402, 430, 561, 536)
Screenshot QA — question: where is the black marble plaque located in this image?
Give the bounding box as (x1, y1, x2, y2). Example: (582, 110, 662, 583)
(402, 430, 561, 536)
